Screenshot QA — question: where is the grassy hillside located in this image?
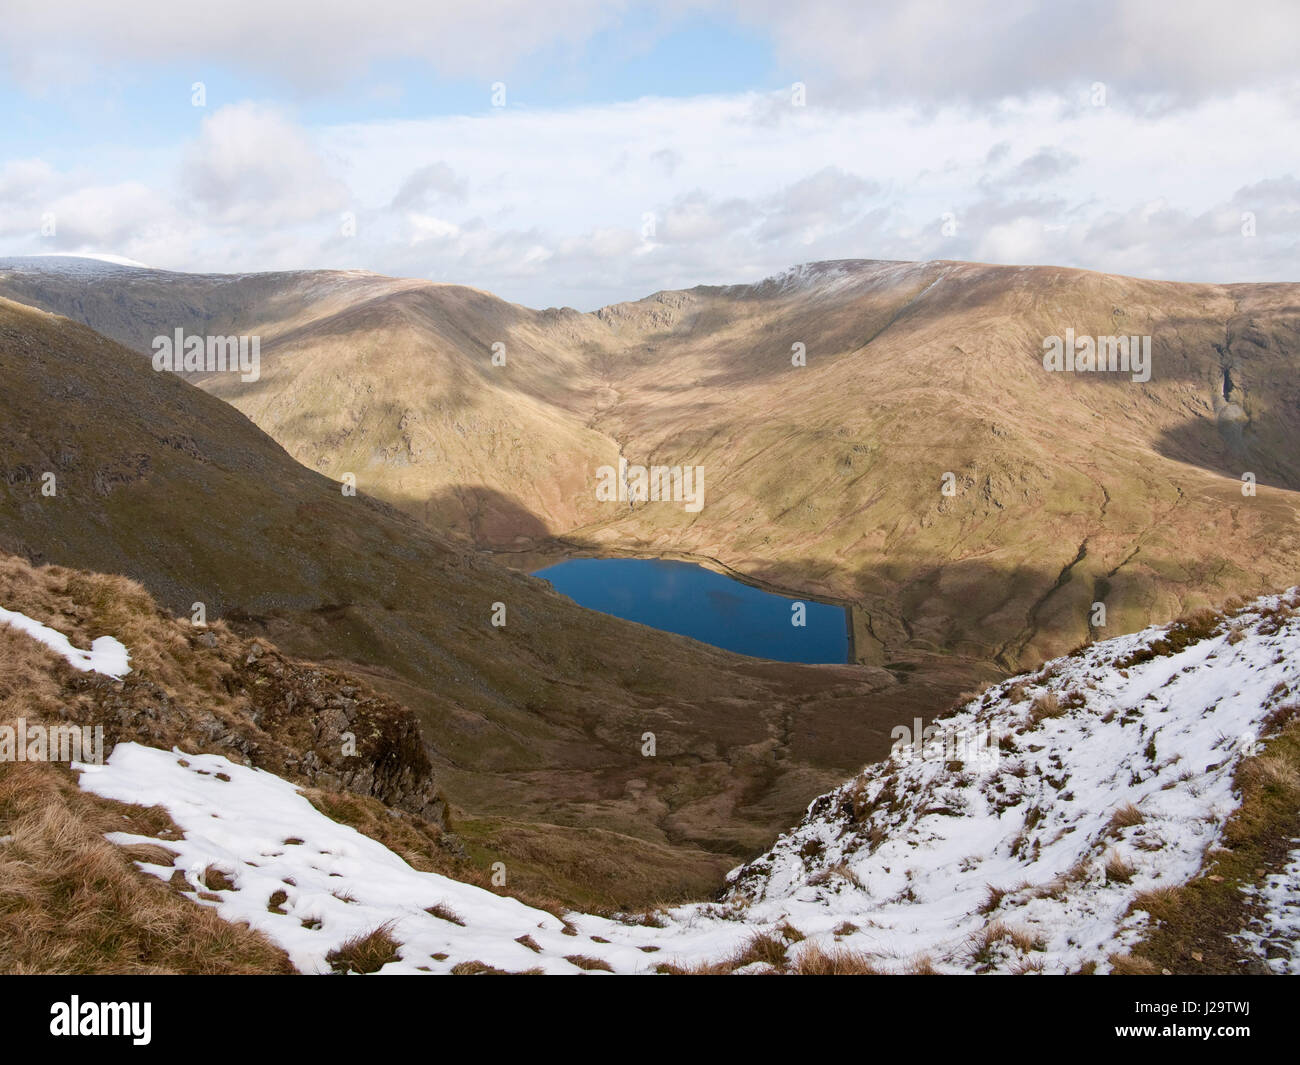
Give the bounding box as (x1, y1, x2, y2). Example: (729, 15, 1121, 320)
(0, 296, 964, 907)
(5, 256, 1297, 675)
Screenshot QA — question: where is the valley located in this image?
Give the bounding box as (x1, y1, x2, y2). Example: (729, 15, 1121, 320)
(1, 254, 1297, 970)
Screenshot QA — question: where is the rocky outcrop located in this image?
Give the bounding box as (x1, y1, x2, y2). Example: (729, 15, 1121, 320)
(64, 626, 447, 828)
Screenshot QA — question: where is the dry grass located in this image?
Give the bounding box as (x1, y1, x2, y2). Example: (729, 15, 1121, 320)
(326, 923, 401, 974)
(653, 958, 735, 975)
(564, 954, 614, 972)
(1114, 608, 1224, 669)
(967, 920, 1045, 968)
(790, 942, 880, 975)
(450, 959, 510, 975)
(1028, 692, 1065, 725)
(1103, 852, 1136, 884)
(424, 903, 466, 926)
(981, 883, 1012, 914)
(1108, 952, 1161, 975)
(728, 932, 789, 970)
(0, 760, 291, 974)
(1106, 802, 1146, 832)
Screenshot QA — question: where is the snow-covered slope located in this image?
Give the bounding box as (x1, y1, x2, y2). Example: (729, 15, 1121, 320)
(721, 591, 1300, 972)
(75, 591, 1300, 974)
(1235, 843, 1300, 973)
(78, 744, 756, 974)
(0, 253, 153, 276)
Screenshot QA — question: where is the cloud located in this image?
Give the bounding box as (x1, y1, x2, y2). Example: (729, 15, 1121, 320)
(2, 0, 1296, 108)
(730, 0, 1300, 108)
(390, 163, 468, 211)
(0, 158, 57, 209)
(0, 0, 631, 91)
(650, 148, 682, 177)
(0, 87, 1295, 306)
(755, 166, 880, 244)
(1004, 148, 1080, 186)
(182, 103, 348, 226)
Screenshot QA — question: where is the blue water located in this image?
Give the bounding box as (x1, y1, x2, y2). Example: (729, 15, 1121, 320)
(533, 557, 850, 664)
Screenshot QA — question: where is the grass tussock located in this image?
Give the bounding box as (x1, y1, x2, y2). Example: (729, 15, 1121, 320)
(654, 958, 735, 975)
(1107, 802, 1146, 833)
(728, 932, 790, 970)
(326, 922, 401, 974)
(450, 959, 511, 975)
(1103, 852, 1137, 884)
(790, 942, 880, 975)
(1114, 608, 1224, 669)
(1028, 692, 1065, 725)
(424, 902, 466, 926)
(564, 954, 614, 972)
(967, 921, 1046, 968)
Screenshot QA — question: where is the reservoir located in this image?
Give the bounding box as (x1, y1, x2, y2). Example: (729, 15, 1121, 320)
(533, 557, 851, 664)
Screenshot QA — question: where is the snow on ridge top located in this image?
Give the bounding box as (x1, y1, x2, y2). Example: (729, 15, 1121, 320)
(0, 253, 153, 274)
(722, 589, 1300, 972)
(734, 258, 929, 299)
(37, 252, 152, 268)
(0, 605, 130, 678)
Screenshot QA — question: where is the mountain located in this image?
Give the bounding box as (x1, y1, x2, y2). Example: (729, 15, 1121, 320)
(0, 293, 957, 909)
(3, 257, 1297, 973)
(3, 255, 1297, 680)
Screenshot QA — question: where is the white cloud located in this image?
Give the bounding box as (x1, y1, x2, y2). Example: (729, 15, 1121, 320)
(0, 0, 631, 91)
(729, 0, 1300, 108)
(3, 0, 1297, 109)
(182, 103, 348, 226)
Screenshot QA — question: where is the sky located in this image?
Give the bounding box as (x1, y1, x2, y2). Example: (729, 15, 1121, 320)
(0, 0, 1297, 309)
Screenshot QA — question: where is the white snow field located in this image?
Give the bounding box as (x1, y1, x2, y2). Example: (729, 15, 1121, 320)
(0, 606, 131, 678)
(75, 591, 1300, 974)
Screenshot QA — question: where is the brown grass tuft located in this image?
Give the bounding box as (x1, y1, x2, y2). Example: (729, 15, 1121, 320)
(325, 923, 401, 974)
(791, 941, 880, 975)
(564, 953, 614, 972)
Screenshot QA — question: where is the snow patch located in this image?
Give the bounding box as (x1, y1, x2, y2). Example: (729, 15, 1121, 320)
(0, 606, 130, 678)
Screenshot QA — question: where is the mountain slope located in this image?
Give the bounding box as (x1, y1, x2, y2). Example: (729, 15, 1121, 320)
(0, 296, 947, 906)
(722, 591, 1300, 973)
(61, 588, 1300, 975)
(3, 255, 1297, 676)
